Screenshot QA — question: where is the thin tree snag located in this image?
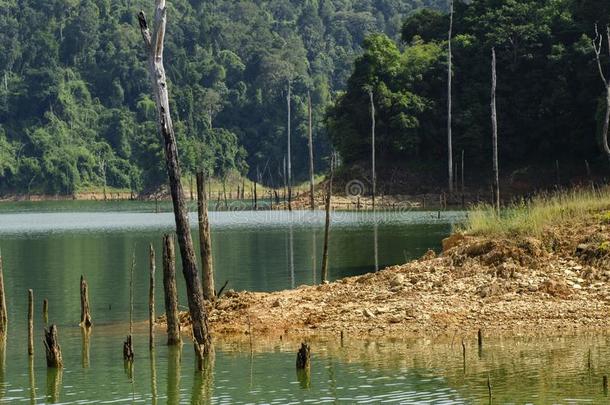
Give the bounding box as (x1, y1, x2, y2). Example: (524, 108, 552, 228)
(123, 250, 135, 362)
(593, 24, 610, 160)
(149, 244, 156, 350)
(287, 81, 292, 211)
(447, 0, 454, 194)
(368, 89, 376, 210)
(491, 48, 500, 213)
(79, 275, 92, 328)
(0, 252, 7, 336)
(197, 172, 215, 301)
(43, 324, 63, 368)
(43, 298, 48, 326)
(321, 157, 334, 284)
(163, 234, 181, 346)
(307, 91, 315, 210)
(296, 343, 311, 370)
(28, 289, 34, 356)
(138, 1, 211, 366)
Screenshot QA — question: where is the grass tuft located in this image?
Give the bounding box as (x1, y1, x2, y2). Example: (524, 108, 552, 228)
(463, 187, 610, 237)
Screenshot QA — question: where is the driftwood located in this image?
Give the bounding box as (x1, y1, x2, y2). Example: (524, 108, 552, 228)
(138, 0, 211, 367)
(43, 324, 63, 368)
(79, 275, 92, 328)
(197, 172, 215, 300)
(163, 234, 181, 346)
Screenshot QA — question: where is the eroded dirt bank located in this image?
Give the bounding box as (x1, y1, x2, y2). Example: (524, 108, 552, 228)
(167, 213, 610, 339)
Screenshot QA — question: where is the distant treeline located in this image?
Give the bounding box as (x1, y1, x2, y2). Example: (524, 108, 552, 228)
(0, 0, 446, 195)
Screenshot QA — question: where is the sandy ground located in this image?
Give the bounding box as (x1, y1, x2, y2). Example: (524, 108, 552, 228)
(158, 212, 610, 341)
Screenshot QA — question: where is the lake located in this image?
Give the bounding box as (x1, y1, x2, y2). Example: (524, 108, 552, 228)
(0, 202, 606, 403)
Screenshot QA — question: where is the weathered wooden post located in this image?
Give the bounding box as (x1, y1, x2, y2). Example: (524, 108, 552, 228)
(28, 289, 34, 356)
(197, 171, 215, 300)
(138, 1, 212, 367)
(0, 252, 7, 337)
(149, 244, 156, 350)
(80, 275, 92, 328)
(123, 251, 135, 362)
(43, 325, 63, 368)
(321, 157, 334, 283)
(163, 234, 181, 346)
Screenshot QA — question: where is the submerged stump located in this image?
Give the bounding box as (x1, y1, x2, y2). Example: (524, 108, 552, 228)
(296, 343, 311, 370)
(80, 276, 92, 328)
(43, 324, 63, 368)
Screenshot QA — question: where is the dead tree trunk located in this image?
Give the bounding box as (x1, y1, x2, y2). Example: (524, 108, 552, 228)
(321, 157, 334, 283)
(43, 325, 63, 368)
(287, 81, 293, 211)
(149, 244, 156, 350)
(43, 298, 48, 326)
(163, 234, 181, 346)
(593, 24, 610, 160)
(368, 89, 376, 209)
(491, 48, 500, 212)
(0, 252, 6, 337)
(79, 276, 92, 328)
(138, 2, 211, 365)
(123, 250, 135, 361)
(447, 0, 454, 194)
(307, 91, 315, 210)
(197, 171, 215, 300)
(28, 289, 33, 356)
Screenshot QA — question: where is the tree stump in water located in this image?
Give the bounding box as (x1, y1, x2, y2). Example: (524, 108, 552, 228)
(123, 335, 134, 362)
(296, 343, 311, 370)
(80, 276, 92, 328)
(43, 324, 63, 368)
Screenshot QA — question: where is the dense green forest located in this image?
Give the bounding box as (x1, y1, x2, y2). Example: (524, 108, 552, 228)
(0, 0, 446, 195)
(328, 0, 610, 193)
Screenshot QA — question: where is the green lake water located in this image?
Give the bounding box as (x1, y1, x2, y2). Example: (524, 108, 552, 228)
(0, 201, 607, 403)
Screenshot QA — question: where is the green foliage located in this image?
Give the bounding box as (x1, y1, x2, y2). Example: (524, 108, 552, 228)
(328, 0, 610, 180)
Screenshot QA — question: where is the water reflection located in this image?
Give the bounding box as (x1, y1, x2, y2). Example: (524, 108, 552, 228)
(81, 327, 90, 368)
(167, 345, 182, 405)
(45, 367, 62, 404)
(191, 351, 214, 405)
(150, 348, 158, 405)
(28, 355, 35, 405)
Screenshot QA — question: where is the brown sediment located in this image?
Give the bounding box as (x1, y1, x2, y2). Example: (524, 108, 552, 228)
(158, 212, 610, 339)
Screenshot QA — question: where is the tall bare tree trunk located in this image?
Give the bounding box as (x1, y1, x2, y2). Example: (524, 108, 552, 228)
(593, 24, 610, 160)
(307, 91, 315, 210)
(321, 156, 334, 283)
(138, 2, 211, 366)
(197, 171, 215, 300)
(447, 0, 454, 194)
(287, 81, 293, 211)
(149, 244, 156, 350)
(368, 89, 376, 209)
(491, 48, 500, 213)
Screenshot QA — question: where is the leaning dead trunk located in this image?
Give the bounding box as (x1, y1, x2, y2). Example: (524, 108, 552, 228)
(320, 157, 334, 283)
(138, 2, 211, 365)
(307, 91, 315, 210)
(79, 275, 92, 328)
(163, 234, 181, 346)
(197, 171, 215, 300)
(491, 48, 500, 212)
